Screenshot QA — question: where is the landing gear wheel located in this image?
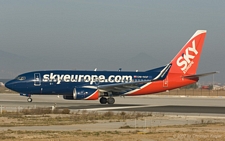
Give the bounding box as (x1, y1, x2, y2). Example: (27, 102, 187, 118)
(100, 97, 107, 104)
(107, 97, 115, 104)
(27, 98, 32, 102)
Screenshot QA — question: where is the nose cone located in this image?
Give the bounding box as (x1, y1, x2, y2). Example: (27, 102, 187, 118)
(5, 80, 14, 90)
(5, 79, 28, 93)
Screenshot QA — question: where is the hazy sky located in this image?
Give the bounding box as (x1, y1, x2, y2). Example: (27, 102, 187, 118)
(0, 1, 225, 83)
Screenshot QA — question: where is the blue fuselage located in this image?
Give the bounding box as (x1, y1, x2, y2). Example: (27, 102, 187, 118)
(5, 67, 164, 95)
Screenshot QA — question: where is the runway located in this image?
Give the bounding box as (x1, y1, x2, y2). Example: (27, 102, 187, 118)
(1, 93, 225, 115)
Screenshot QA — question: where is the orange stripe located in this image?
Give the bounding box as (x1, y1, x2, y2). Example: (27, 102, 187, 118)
(85, 90, 99, 100)
(127, 73, 198, 96)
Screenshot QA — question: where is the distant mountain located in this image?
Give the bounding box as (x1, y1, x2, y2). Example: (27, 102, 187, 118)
(84, 52, 166, 71)
(0, 49, 49, 78)
(120, 52, 166, 71)
(0, 49, 164, 74)
(0, 49, 28, 78)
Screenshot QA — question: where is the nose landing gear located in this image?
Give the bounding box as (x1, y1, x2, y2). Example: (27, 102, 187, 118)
(20, 93, 33, 102)
(27, 97, 32, 102)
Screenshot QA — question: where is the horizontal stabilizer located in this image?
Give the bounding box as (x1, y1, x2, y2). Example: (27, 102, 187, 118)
(183, 71, 218, 79)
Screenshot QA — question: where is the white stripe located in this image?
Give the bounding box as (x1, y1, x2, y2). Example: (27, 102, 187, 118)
(124, 82, 152, 95)
(188, 30, 206, 43)
(153, 64, 171, 80)
(82, 86, 98, 89)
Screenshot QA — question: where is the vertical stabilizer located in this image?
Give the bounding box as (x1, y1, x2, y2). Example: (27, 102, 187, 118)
(169, 30, 207, 75)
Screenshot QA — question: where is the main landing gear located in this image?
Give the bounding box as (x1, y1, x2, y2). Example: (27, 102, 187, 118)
(99, 97, 115, 104)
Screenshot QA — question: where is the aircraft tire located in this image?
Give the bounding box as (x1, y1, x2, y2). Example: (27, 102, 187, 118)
(27, 98, 32, 102)
(107, 97, 115, 104)
(100, 97, 107, 104)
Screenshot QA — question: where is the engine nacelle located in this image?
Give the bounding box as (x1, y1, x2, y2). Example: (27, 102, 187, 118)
(63, 88, 99, 100)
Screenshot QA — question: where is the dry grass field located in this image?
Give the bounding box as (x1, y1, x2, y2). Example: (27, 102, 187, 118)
(1, 124, 225, 141)
(1, 109, 225, 141)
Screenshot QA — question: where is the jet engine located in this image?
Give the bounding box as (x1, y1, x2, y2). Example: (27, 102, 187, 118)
(63, 88, 99, 100)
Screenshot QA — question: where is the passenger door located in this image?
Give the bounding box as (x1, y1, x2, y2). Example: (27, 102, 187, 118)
(34, 73, 41, 86)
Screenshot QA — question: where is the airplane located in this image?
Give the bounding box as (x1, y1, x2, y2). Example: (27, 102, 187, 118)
(5, 30, 217, 104)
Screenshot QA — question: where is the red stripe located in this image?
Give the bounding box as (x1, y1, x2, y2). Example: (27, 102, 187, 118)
(85, 90, 99, 100)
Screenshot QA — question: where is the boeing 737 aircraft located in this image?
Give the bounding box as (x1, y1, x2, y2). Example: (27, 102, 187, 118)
(5, 30, 216, 104)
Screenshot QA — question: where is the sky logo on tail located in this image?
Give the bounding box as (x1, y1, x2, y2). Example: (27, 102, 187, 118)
(176, 40, 198, 74)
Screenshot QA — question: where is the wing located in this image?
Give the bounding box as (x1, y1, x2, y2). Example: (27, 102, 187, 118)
(97, 80, 152, 92)
(97, 64, 172, 93)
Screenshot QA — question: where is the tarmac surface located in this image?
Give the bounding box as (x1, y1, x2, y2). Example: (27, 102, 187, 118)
(1, 93, 225, 115)
(1, 93, 225, 131)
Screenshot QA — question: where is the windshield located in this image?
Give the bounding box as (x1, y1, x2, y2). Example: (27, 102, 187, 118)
(16, 76, 26, 81)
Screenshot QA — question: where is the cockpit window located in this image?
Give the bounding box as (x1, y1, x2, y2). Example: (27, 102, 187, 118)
(16, 76, 26, 81)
